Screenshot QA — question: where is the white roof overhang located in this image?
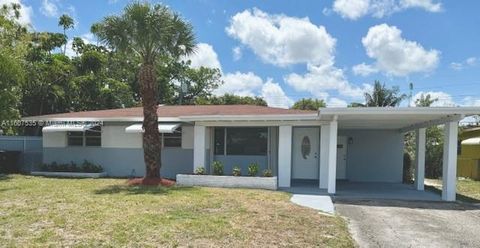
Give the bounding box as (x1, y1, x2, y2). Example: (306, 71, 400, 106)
(318, 107, 480, 132)
(462, 138, 480, 145)
(42, 124, 98, 133)
(125, 123, 181, 133)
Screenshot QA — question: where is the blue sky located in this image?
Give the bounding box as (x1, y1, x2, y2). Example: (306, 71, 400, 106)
(8, 0, 480, 108)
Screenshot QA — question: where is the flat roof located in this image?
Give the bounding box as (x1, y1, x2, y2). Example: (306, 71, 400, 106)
(319, 107, 480, 130)
(23, 105, 317, 122)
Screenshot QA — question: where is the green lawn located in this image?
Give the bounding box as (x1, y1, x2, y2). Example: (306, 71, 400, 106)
(0, 175, 353, 247)
(426, 178, 480, 203)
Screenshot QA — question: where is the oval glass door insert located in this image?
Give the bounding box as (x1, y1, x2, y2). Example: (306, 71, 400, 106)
(301, 136, 311, 159)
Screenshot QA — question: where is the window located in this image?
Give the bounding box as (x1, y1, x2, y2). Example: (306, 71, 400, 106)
(214, 127, 268, 156)
(85, 126, 101, 147)
(163, 128, 182, 147)
(67, 126, 101, 147)
(214, 127, 225, 155)
(67, 131, 84, 146)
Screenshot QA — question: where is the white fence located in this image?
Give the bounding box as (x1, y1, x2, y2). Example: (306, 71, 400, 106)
(0, 136, 43, 172)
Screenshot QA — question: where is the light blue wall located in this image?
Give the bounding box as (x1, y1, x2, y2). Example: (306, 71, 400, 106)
(43, 147, 193, 178)
(212, 155, 268, 176)
(338, 129, 404, 183)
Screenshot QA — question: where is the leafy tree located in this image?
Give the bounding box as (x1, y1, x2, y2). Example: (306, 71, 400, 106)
(196, 94, 267, 106)
(351, 81, 407, 107)
(58, 14, 74, 55)
(93, 2, 196, 178)
(404, 94, 444, 178)
(0, 3, 28, 134)
(365, 81, 407, 107)
(415, 93, 438, 107)
(291, 98, 326, 110)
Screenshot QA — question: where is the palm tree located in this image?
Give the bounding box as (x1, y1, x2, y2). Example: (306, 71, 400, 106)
(93, 2, 195, 178)
(364, 81, 407, 107)
(58, 14, 74, 55)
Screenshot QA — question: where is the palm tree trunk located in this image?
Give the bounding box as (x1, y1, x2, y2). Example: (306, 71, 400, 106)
(139, 63, 161, 178)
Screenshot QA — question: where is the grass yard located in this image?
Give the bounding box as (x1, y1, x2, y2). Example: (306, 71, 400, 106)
(426, 178, 480, 203)
(0, 175, 353, 247)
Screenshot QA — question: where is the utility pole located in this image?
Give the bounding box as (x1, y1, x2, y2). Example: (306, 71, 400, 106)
(408, 82, 414, 107)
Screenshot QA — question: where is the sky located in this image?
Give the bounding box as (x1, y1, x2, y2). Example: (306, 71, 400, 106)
(4, 0, 480, 109)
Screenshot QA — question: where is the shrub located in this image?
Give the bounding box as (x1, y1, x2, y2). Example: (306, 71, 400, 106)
(248, 163, 259, 176)
(262, 169, 273, 177)
(38, 160, 103, 173)
(212, 161, 224, 175)
(232, 166, 241, 176)
(195, 166, 206, 175)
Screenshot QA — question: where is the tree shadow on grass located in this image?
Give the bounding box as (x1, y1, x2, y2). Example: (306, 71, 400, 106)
(94, 184, 198, 195)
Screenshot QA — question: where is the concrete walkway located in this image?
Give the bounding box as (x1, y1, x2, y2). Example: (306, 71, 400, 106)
(290, 194, 335, 214)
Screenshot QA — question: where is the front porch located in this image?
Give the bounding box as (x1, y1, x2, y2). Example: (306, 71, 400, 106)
(282, 180, 441, 201)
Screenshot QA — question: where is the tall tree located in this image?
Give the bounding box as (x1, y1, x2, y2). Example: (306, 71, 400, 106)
(0, 3, 28, 134)
(365, 81, 406, 107)
(291, 98, 326, 110)
(415, 93, 437, 107)
(93, 2, 195, 178)
(58, 14, 74, 55)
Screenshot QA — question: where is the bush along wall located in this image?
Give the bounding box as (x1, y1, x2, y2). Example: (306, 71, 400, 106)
(39, 160, 104, 173)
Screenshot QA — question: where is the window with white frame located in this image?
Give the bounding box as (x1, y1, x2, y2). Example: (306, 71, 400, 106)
(162, 127, 182, 148)
(67, 126, 101, 147)
(214, 127, 268, 156)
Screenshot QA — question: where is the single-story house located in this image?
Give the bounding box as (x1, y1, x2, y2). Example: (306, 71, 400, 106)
(25, 105, 480, 201)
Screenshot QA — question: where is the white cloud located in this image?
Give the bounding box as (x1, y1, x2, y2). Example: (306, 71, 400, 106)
(352, 63, 379, 76)
(64, 33, 95, 58)
(450, 57, 477, 71)
(226, 8, 336, 67)
(399, 0, 442, 12)
(285, 62, 371, 100)
(40, 0, 58, 17)
(450, 62, 463, 71)
(328, 97, 349, 107)
(214, 71, 263, 97)
(466, 57, 477, 66)
(232, 46, 242, 61)
(332, 0, 443, 20)
(333, 0, 370, 20)
(463, 96, 480, 107)
(0, 0, 33, 26)
(185, 43, 222, 70)
(261, 79, 294, 108)
(412, 91, 456, 107)
(361, 24, 440, 76)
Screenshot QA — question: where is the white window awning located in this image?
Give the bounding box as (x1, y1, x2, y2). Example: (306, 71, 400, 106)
(42, 124, 97, 133)
(125, 123, 181, 134)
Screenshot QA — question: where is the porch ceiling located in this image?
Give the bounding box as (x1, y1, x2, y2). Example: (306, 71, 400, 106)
(319, 107, 480, 131)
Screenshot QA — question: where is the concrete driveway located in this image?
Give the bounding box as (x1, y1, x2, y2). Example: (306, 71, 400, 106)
(335, 199, 480, 248)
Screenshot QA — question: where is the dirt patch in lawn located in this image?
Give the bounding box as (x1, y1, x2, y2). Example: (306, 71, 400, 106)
(127, 177, 175, 187)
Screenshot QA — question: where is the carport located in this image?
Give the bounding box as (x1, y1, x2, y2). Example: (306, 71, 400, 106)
(316, 107, 480, 202)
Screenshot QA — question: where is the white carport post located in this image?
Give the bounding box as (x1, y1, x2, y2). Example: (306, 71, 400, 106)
(414, 128, 426, 191)
(327, 118, 338, 194)
(278, 126, 292, 188)
(193, 125, 207, 172)
(442, 121, 458, 201)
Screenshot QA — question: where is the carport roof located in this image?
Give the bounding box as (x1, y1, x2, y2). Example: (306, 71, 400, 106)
(319, 107, 480, 131)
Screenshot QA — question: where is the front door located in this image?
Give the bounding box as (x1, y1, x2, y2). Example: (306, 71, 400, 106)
(292, 127, 319, 179)
(336, 136, 348, 179)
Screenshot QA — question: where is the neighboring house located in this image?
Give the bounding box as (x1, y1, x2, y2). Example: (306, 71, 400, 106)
(25, 105, 480, 201)
(458, 127, 480, 180)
